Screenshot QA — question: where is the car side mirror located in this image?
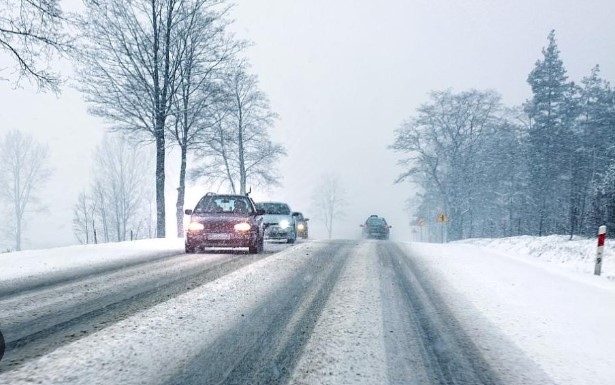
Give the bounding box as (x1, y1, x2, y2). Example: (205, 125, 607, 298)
(256, 208, 265, 216)
(389, 226, 393, 228)
(185, 209, 193, 215)
(305, 218, 309, 221)
(360, 224, 364, 227)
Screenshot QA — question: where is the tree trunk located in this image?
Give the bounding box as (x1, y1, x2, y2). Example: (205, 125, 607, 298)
(218, 123, 236, 194)
(237, 96, 246, 195)
(16, 215, 22, 251)
(176, 144, 187, 238)
(155, 129, 166, 238)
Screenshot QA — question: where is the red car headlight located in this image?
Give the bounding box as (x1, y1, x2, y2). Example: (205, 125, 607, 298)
(234, 222, 251, 231)
(188, 222, 204, 231)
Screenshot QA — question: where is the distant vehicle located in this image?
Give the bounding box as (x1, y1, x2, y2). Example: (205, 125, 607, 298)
(184, 193, 265, 254)
(292, 212, 309, 239)
(256, 202, 297, 244)
(361, 215, 391, 240)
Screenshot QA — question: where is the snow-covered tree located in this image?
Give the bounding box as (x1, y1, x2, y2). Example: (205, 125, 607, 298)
(524, 30, 579, 236)
(391, 89, 503, 240)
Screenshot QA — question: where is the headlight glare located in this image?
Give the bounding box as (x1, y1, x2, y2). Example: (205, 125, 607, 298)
(279, 220, 290, 229)
(234, 222, 251, 231)
(297, 223, 305, 230)
(188, 222, 204, 231)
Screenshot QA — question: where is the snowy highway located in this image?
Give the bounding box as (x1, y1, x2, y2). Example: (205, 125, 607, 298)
(0, 239, 613, 384)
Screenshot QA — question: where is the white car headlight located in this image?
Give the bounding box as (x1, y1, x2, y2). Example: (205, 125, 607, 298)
(279, 220, 290, 229)
(297, 223, 305, 230)
(234, 222, 251, 231)
(188, 222, 204, 231)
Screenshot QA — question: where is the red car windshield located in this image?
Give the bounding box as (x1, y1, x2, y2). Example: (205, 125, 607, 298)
(194, 196, 253, 214)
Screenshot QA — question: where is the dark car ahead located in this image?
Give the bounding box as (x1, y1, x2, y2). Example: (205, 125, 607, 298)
(361, 215, 391, 240)
(292, 212, 309, 239)
(184, 193, 265, 254)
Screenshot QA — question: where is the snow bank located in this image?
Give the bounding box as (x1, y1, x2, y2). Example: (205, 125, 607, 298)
(455, 235, 614, 280)
(0, 239, 185, 295)
(406, 242, 615, 385)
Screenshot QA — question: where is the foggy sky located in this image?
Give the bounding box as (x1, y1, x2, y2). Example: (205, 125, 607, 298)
(1, 0, 614, 248)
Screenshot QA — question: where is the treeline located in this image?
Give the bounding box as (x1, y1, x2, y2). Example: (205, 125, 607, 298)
(391, 31, 615, 240)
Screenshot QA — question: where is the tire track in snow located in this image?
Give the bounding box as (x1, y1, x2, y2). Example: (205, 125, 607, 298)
(379, 242, 502, 385)
(167, 240, 353, 385)
(0, 249, 281, 372)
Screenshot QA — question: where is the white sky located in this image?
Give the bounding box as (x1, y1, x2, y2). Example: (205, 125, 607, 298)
(1, 0, 615, 248)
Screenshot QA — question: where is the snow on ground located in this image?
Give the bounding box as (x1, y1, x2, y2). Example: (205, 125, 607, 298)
(406, 241, 615, 385)
(0, 242, 326, 385)
(456, 235, 613, 280)
(290, 241, 388, 385)
(0, 239, 185, 295)
(1, 237, 613, 384)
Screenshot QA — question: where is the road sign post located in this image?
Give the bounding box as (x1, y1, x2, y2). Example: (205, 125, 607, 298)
(595, 225, 606, 276)
(417, 218, 426, 242)
(437, 212, 448, 243)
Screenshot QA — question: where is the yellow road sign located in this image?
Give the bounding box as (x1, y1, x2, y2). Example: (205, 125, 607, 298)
(437, 212, 448, 223)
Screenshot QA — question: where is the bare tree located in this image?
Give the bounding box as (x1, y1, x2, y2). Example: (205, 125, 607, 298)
(89, 134, 154, 242)
(311, 174, 347, 239)
(77, 0, 193, 238)
(0, 0, 72, 91)
(91, 178, 109, 243)
(0, 129, 51, 250)
(73, 190, 95, 244)
(168, 1, 242, 236)
(191, 62, 285, 194)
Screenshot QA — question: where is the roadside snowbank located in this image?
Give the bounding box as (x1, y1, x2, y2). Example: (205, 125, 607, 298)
(0, 239, 185, 295)
(455, 235, 613, 280)
(407, 241, 615, 385)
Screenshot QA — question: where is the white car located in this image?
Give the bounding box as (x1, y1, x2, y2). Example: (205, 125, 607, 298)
(255, 202, 297, 244)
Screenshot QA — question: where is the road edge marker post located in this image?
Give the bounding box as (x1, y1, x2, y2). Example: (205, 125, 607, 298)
(595, 225, 606, 276)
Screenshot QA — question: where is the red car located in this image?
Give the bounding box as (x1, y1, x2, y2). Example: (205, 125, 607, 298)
(184, 193, 265, 254)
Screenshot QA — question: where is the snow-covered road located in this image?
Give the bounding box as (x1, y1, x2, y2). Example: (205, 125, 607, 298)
(0, 239, 612, 384)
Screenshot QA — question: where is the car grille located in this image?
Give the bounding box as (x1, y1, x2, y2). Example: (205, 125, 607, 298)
(203, 220, 238, 233)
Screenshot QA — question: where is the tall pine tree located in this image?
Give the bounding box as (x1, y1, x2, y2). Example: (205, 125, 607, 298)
(581, 66, 615, 233)
(525, 30, 577, 235)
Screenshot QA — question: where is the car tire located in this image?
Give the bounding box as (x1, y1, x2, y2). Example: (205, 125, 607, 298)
(287, 236, 295, 244)
(185, 243, 196, 254)
(249, 237, 264, 254)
